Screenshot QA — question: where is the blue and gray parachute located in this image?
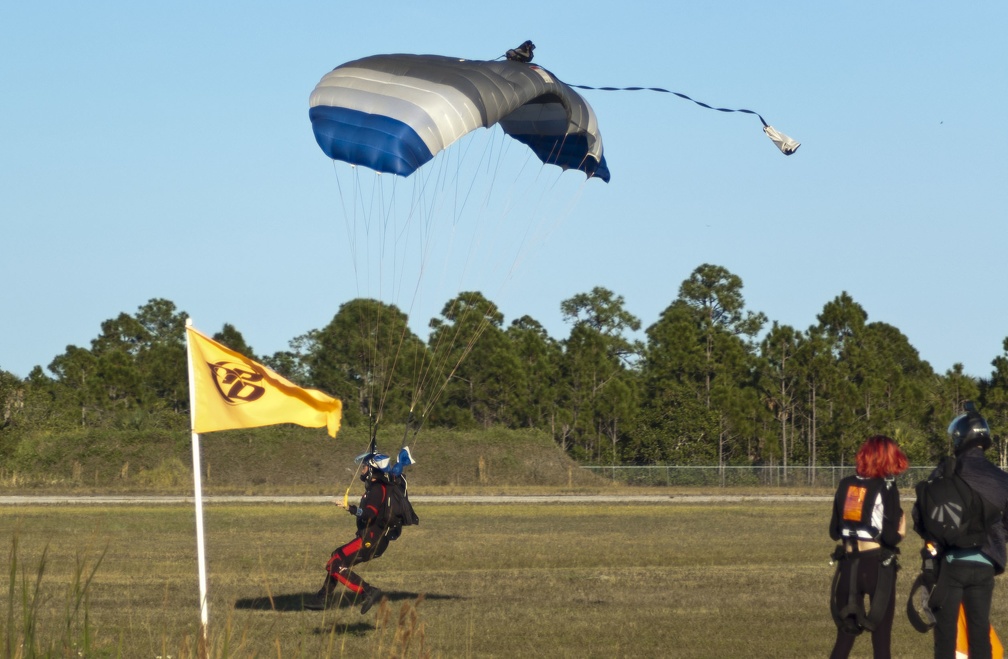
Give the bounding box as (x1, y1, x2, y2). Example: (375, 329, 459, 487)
(309, 53, 610, 182)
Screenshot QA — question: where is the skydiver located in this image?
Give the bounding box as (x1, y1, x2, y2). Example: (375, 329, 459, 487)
(305, 451, 419, 614)
(913, 404, 1008, 658)
(828, 435, 908, 659)
(505, 40, 535, 63)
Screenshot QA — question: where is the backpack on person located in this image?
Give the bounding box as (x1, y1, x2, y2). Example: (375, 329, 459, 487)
(912, 456, 998, 551)
(382, 474, 419, 541)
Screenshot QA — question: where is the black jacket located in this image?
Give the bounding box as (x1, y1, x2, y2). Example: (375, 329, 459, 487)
(829, 474, 904, 550)
(350, 475, 393, 535)
(953, 448, 1008, 574)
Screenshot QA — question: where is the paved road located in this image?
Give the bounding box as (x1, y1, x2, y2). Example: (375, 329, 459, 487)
(0, 493, 834, 505)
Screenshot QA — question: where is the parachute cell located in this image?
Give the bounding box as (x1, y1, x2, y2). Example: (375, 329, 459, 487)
(309, 54, 610, 182)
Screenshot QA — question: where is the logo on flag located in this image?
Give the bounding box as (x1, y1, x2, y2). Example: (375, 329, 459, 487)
(209, 362, 267, 405)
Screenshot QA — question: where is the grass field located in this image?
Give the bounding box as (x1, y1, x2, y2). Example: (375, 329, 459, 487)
(3, 498, 995, 658)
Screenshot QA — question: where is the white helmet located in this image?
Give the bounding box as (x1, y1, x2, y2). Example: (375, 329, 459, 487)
(355, 451, 390, 472)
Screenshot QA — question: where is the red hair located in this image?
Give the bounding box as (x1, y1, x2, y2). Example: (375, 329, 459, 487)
(855, 435, 909, 478)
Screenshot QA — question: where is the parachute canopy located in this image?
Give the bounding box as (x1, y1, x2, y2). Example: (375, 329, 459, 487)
(309, 53, 610, 182)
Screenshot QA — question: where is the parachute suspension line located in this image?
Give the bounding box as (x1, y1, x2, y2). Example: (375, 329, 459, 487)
(415, 129, 580, 431)
(401, 152, 456, 417)
(480, 134, 584, 294)
(363, 172, 386, 429)
(333, 163, 393, 436)
(354, 154, 449, 440)
(340, 168, 405, 433)
(404, 298, 499, 457)
(332, 162, 364, 293)
(422, 304, 495, 415)
(501, 166, 578, 286)
(400, 133, 516, 449)
(568, 82, 800, 155)
(403, 148, 481, 422)
(450, 127, 487, 230)
(371, 158, 442, 428)
(368, 173, 417, 430)
(363, 142, 489, 456)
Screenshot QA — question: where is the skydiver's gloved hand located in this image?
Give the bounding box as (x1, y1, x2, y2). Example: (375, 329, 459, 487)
(919, 542, 944, 612)
(920, 543, 939, 586)
(334, 499, 357, 515)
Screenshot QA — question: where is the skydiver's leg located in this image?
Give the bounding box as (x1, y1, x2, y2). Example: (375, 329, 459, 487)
(961, 564, 995, 659)
(933, 561, 967, 659)
(863, 555, 895, 659)
(326, 537, 369, 594)
(322, 530, 389, 614)
(305, 537, 370, 610)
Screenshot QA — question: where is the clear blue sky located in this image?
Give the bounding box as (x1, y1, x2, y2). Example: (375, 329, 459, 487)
(3, 2, 1006, 381)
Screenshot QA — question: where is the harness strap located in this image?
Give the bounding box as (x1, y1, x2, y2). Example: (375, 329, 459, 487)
(906, 571, 938, 632)
(829, 546, 898, 634)
(830, 548, 863, 635)
(861, 551, 897, 630)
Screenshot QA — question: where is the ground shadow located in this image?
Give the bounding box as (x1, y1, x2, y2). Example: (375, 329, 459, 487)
(382, 590, 457, 604)
(234, 590, 460, 613)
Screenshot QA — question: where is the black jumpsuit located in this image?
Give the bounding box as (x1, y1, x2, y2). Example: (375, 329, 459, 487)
(324, 472, 400, 601)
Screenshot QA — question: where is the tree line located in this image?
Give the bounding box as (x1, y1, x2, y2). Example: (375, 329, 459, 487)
(3, 263, 1007, 470)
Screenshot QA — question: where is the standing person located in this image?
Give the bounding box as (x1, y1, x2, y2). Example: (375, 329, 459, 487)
(829, 435, 909, 659)
(306, 451, 418, 613)
(916, 404, 1008, 659)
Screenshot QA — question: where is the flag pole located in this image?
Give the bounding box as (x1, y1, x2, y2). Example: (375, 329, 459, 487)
(185, 318, 210, 654)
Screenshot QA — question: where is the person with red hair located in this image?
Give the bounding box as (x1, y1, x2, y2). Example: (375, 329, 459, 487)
(828, 436, 909, 659)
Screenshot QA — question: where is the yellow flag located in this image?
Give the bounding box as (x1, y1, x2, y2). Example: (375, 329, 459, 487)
(186, 325, 341, 437)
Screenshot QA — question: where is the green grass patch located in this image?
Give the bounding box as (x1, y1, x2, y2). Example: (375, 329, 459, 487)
(0, 426, 608, 494)
(1, 499, 968, 657)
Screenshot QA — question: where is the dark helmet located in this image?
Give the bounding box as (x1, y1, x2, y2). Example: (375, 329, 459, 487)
(948, 402, 991, 454)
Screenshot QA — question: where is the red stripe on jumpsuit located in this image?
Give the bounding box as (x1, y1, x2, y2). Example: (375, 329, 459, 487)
(326, 537, 365, 594)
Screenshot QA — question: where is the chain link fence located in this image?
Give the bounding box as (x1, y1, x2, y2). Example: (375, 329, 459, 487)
(581, 465, 943, 489)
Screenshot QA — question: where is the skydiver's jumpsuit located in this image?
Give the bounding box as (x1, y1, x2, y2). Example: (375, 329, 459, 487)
(323, 472, 401, 599)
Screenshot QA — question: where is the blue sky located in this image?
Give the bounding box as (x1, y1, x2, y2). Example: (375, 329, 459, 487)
(2, 2, 1006, 381)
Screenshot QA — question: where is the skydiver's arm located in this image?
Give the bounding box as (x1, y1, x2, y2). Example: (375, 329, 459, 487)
(879, 486, 904, 547)
(828, 487, 843, 541)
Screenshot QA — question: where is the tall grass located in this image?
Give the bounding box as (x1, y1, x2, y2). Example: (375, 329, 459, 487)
(4, 535, 107, 658)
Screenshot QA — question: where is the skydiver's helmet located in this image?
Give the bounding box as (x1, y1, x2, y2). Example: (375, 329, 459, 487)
(357, 452, 390, 481)
(948, 404, 991, 455)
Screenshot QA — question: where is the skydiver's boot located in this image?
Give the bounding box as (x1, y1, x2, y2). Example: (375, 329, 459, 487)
(359, 585, 384, 615)
(305, 574, 339, 610)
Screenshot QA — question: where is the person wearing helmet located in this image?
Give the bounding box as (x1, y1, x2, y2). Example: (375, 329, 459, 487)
(828, 435, 909, 659)
(925, 403, 1008, 658)
(306, 452, 410, 614)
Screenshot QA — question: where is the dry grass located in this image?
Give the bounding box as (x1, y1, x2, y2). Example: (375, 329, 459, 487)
(2, 499, 982, 657)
